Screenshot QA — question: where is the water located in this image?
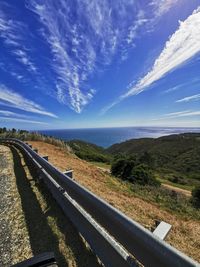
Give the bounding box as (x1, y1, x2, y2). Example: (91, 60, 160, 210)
(39, 127, 200, 148)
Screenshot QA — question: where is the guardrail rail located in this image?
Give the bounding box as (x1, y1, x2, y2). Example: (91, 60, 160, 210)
(1, 138, 199, 267)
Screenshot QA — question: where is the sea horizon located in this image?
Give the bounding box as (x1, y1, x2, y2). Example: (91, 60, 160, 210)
(38, 126, 200, 148)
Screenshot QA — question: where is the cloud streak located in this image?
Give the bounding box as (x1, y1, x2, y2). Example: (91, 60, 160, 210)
(0, 8, 37, 73)
(27, 0, 171, 113)
(0, 117, 48, 125)
(102, 6, 200, 113)
(0, 110, 30, 118)
(27, 0, 148, 113)
(150, 0, 179, 18)
(0, 85, 57, 118)
(176, 94, 200, 103)
(162, 110, 200, 118)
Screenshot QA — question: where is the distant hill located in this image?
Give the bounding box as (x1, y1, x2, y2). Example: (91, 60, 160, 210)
(67, 139, 111, 163)
(107, 133, 200, 182)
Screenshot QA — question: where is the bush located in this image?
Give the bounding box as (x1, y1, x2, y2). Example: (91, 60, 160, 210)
(130, 164, 160, 186)
(111, 157, 160, 186)
(168, 176, 187, 185)
(191, 186, 200, 208)
(111, 158, 128, 178)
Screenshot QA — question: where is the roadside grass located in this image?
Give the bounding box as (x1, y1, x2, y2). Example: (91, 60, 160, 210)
(105, 175, 200, 220)
(10, 146, 101, 267)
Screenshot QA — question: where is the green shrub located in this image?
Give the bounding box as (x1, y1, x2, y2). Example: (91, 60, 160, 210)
(111, 158, 128, 178)
(130, 164, 160, 186)
(111, 157, 160, 186)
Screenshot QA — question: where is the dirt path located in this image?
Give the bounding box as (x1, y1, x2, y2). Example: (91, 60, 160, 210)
(0, 144, 101, 267)
(162, 183, 191, 197)
(96, 166, 192, 197)
(28, 141, 200, 263)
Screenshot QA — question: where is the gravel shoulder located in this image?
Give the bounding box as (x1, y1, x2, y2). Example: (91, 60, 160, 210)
(0, 145, 32, 266)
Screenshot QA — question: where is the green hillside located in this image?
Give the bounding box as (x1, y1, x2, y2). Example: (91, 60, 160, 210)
(107, 133, 200, 185)
(67, 139, 111, 163)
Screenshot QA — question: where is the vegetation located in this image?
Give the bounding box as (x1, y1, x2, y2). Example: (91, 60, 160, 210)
(106, 177, 200, 219)
(107, 133, 200, 187)
(66, 139, 111, 163)
(0, 127, 72, 152)
(111, 156, 160, 186)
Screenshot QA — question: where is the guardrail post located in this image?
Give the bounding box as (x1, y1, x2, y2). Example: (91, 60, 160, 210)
(64, 169, 73, 179)
(33, 148, 38, 153)
(153, 221, 172, 240)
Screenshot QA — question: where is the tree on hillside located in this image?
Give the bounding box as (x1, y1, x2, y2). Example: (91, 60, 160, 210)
(139, 151, 155, 168)
(111, 157, 160, 186)
(130, 164, 160, 186)
(111, 158, 128, 178)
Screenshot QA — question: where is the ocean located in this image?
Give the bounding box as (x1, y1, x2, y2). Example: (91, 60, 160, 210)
(38, 127, 200, 148)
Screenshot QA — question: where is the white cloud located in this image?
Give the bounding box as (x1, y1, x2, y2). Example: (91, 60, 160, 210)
(0, 110, 30, 118)
(13, 49, 37, 73)
(164, 110, 200, 118)
(150, 0, 179, 18)
(102, 6, 200, 113)
(0, 85, 57, 118)
(176, 94, 200, 103)
(0, 117, 48, 125)
(125, 6, 200, 97)
(0, 9, 37, 73)
(26, 0, 158, 113)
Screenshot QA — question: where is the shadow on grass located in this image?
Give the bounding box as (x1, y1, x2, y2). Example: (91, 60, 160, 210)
(10, 145, 101, 267)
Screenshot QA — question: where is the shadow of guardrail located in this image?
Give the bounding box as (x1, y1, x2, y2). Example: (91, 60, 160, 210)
(10, 145, 101, 267)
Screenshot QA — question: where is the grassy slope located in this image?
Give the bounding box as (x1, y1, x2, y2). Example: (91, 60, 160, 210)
(28, 141, 200, 262)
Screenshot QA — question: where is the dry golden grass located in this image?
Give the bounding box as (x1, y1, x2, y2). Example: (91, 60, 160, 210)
(1, 144, 101, 267)
(28, 141, 200, 263)
(9, 145, 101, 267)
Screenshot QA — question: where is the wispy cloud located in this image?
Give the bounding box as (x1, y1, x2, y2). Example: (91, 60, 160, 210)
(0, 117, 48, 125)
(27, 0, 170, 113)
(176, 94, 200, 103)
(150, 0, 179, 18)
(163, 78, 200, 94)
(162, 110, 200, 118)
(0, 8, 37, 73)
(163, 84, 184, 94)
(0, 85, 57, 118)
(0, 110, 30, 118)
(102, 6, 200, 113)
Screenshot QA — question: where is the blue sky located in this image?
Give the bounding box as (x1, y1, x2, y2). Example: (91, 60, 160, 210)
(0, 0, 200, 130)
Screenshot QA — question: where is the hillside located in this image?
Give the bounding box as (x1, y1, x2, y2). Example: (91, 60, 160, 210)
(26, 141, 200, 262)
(66, 139, 111, 163)
(107, 133, 200, 184)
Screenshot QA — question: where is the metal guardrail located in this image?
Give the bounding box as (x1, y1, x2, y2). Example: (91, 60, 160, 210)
(1, 138, 200, 267)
